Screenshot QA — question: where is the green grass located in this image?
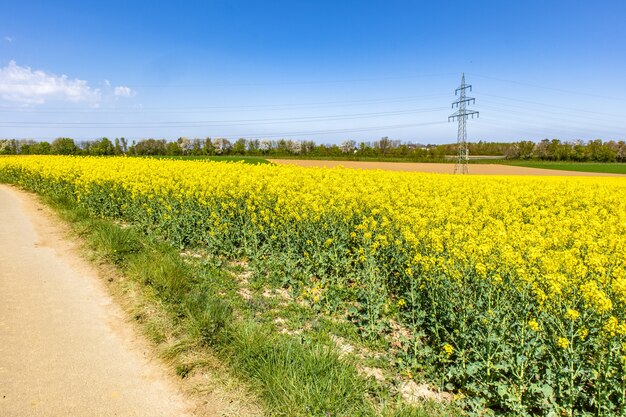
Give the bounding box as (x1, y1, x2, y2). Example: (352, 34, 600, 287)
(503, 160, 626, 174)
(6, 185, 457, 417)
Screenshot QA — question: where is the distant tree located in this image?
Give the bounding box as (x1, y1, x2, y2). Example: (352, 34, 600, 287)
(505, 140, 535, 159)
(213, 138, 231, 154)
(18, 140, 38, 154)
(356, 142, 373, 157)
(134, 139, 167, 156)
(301, 140, 316, 155)
(569, 140, 587, 161)
(89, 137, 115, 155)
(288, 140, 302, 155)
(429, 145, 446, 159)
(32, 141, 51, 155)
(340, 140, 356, 154)
(587, 139, 616, 162)
(411, 147, 429, 159)
(176, 137, 192, 155)
(274, 139, 289, 154)
(259, 140, 272, 154)
(517, 141, 535, 159)
(329, 144, 342, 156)
(616, 141, 626, 162)
(51, 137, 78, 155)
(128, 140, 137, 155)
(232, 138, 247, 155)
(393, 144, 410, 157)
(166, 141, 183, 155)
(203, 138, 214, 155)
(374, 136, 393, 156)
(0, 139, 12, 154)
(247, 139, 260, 154)
(114, 138, 123, 155)
(191, 139, 204, 156)
(534, 139, 552, 160)
(120, 137, 128, 154)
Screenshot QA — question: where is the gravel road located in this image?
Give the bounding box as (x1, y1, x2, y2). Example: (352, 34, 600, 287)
(0, 184, 192, 417)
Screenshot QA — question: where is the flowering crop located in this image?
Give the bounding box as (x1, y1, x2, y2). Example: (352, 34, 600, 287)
(1, 155, 625, 415)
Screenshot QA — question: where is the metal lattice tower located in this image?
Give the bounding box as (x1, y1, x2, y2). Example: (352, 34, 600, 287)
(448, 73, 479, 174)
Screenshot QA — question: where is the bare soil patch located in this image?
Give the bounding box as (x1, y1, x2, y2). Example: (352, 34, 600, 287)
(269, 159, 626, 176)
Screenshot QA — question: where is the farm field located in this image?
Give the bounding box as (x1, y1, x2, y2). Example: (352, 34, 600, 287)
(504, 160, 626, 175)
(269, 158, 626, 176)
(1, 155, 626, 416)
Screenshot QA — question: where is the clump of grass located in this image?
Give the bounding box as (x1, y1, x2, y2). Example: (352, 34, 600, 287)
(229, 322, 372, 417)
(127, 246, 191, 303)
(90, 221, 143, 264)
(186, 290, 233, 347)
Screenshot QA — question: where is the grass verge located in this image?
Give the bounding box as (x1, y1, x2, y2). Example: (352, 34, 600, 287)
(13, 186, 456, 417)
(504, 160, 626, 174)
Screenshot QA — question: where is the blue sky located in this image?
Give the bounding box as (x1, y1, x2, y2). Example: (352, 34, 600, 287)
(1, 0, 625, 144)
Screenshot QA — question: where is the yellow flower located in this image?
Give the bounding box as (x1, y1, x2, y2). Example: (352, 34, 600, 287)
(556, 337, 570, 349)
(580, 281, 613, 314)
(564, 309, 580, 321)
(603, 316, 626, 337)
(528, 318, 541, 332)
(442, 343, 454, 357)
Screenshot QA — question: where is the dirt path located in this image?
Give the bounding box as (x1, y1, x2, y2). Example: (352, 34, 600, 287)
(0, 184, 193, 417)
(269, 159, 626, 176)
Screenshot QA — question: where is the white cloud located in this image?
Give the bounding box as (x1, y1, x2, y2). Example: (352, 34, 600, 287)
(3, 36, 13, 43)
(113, 85, 136, 98)
(0, 60, 101, 104)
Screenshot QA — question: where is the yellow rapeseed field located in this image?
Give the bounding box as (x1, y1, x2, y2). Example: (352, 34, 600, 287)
(1, 155, 625, 415)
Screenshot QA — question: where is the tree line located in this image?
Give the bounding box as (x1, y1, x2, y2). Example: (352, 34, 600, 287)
(1, 136, 625, 162)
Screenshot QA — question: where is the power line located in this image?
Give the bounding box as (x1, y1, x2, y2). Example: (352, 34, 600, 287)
(478, 93, 626, 118)
(203, 121, 449, 139)
(468, 73, 626, 102)
(0, 107, 447, 128)
(0, 120, 448, 138)
(476, 103, 626, 129)
(477, 118, 625, 140)
(0, 94, 450, 113)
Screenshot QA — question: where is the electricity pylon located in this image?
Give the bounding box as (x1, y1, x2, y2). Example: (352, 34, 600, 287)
(448, 73, 479, 174)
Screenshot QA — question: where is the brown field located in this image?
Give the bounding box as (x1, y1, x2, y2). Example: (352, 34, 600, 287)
(269, 159, 626, 176)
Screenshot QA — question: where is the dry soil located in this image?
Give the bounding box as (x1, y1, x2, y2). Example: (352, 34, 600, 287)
(268, 159, 626, 176)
